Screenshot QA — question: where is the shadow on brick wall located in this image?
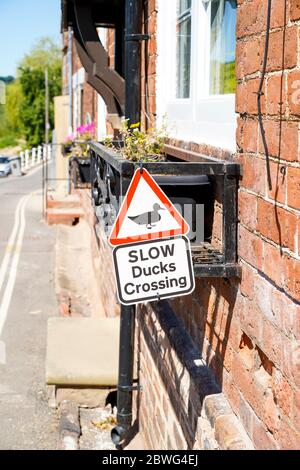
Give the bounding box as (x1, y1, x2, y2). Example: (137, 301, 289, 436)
(172, 277, 240, 390)
(134, 299, 239, 449)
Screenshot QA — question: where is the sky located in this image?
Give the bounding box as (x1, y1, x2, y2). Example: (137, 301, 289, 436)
(0, 0, 61, 77)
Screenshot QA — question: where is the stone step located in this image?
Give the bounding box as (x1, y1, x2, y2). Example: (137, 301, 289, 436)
(46, 207, 84, 225)
(46, 317, 120, 387)
(47, 194, 81, 209)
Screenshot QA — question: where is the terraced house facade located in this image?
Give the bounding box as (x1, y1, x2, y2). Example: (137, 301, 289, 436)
(60, 0, 300, 449)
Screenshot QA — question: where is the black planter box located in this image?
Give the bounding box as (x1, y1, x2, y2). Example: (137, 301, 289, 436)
(62, 144, 73, 156)
(69, 156, 91, 188)
(90, 141, 241, 278)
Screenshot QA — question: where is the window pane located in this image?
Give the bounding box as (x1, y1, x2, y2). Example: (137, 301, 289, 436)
(176, 14, 191, 98)
(209, 0, 237, 95)
(178, 0, 192, 15)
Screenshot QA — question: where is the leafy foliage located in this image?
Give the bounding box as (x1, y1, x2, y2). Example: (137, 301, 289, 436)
(0, 37, 62, 148)
(0, 104, 5, 138)
(63, 122, 96, 157)
(0, 135, 18, 149)
(20, 37, 61, 71)
(17, 38, 62, 147)
(0, 79, 21, 140)
(5, 80, 23, 133)
(104, 120, 168, 162)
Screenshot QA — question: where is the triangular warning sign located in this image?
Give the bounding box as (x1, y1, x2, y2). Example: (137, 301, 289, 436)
(108, 168, 189, 246)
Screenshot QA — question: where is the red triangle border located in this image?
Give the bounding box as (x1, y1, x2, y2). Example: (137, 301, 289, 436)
(108, 168, 189, 246)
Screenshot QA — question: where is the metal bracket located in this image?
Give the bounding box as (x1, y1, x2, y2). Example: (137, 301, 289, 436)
(225, 163, 241, 177)
(125, 34, 150, 42)
(73, 0, 125, 116)
(118, 384, 142, 392)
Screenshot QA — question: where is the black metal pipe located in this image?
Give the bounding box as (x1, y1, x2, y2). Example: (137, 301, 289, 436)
(257, 0, 272, 191)
(111, 0, 143, 446)
(124, 0, 143, 126)
(112, 304, 135, 445)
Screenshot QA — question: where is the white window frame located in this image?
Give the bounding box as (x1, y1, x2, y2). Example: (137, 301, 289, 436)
(156, 0, 237, 152)
(72, 67, 85, 130)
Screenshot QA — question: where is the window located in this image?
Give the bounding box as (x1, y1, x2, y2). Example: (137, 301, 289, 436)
(157, 0, 238, 151)
(209, 0, 237, 95)
(176, 0, 192, 98)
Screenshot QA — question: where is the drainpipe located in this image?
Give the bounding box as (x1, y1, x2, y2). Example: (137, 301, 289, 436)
(111, 0, 143, 447)
(124, 0, 143, 126)
(111, 305, 136, 445)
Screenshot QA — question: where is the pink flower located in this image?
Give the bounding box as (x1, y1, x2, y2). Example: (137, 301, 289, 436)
(76, 125, 85, 135)
(75, 122, 95, 138)
(86, 122, 95, 132)
(65, 133, 75, 142)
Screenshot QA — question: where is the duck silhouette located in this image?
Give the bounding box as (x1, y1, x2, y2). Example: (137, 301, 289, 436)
(128, 203, 165, 229)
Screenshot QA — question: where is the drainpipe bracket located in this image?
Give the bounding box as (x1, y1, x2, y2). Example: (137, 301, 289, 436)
(124, 34, 150, 42)
(118, 384, 143, 392)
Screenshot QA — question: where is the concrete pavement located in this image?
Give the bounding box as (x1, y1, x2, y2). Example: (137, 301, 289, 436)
(0, 167, 58, 449)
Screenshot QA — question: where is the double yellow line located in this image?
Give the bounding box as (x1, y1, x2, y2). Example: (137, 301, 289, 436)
(0, 193, 32, 336)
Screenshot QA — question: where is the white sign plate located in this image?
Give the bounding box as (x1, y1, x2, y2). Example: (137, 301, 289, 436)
(113, 236, 195, 305)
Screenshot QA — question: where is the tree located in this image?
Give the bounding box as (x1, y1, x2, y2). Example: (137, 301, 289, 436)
(20, 37, 61, 71)
(0, 79, 19, 138)
(5, 80, 22, 133)
(0, 105, 6, 138)
(0, 37, 61, 147)
(18, 37, 62, 147)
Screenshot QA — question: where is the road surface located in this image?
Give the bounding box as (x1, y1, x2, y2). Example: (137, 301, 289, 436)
(0, 166, 58, 449)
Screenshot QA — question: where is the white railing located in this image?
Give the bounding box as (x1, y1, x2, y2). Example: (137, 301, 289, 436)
(19, 144, 52, 171)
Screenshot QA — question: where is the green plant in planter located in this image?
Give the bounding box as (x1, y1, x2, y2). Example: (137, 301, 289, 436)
(73, 122, 95, 157)
(63, 122, 95, 157)
(62, 134, 75, 155)
(104, 120, 168, 162)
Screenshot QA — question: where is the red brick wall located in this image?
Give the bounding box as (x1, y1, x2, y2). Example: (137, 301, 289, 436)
(231, 0, 300, 448)
(141, 0, 158, 129)
(82, 82, 98, 130)
(71, 0, 300, 450)
(76, 189, 120, 319)
(132, 301, 253, 450)
(136, 0, 300, 449)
